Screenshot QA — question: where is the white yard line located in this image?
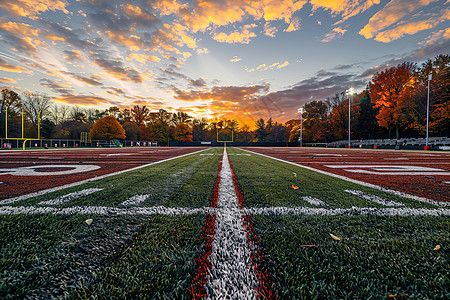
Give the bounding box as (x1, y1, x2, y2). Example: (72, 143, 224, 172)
(205, 148, 258, 299)
(39, 188, 103, 205)
(238, 148, 449, 207)
(243, 207, 450, 217)
(0, 205, 214, 216)
(0, 148, 208, 205)
(345, 190, 404, 207)
(0, 205, 447, 217)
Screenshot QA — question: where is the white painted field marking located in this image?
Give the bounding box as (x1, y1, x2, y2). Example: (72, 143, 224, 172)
(302, 196, 328, 207)
(200, 153, 214, 155)
(0, 205, 447, 217)
(324, 165, 450, 175)
(39, 188, 103, 205)
(235, 153, 251, 156)
(0, 205, 214, 216)
(120, 194, 150, 206)
(0, 148, 209, 205)
(239, 148, 449, 207)
(383, 157, 409, 160)
(105, 153, 134, 156)
(206, 148, 258, 299)
(242, 207, 449, 217)
(0, 165, 100, 176)
(345, 190, 404, 207)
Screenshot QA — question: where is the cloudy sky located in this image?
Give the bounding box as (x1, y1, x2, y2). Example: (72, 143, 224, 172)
(0, 0, 449, 126)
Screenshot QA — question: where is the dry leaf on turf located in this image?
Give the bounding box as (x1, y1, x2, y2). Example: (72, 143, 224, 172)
(300, 244, 318, 249)
(433, 245, 440, 251)
(291, 185, 299, 189)
(85, 219, 93, 225)
(329, 233, 341, 241)
(293, 172, 297, 177)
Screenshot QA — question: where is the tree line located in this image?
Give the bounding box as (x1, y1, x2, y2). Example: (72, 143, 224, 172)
(1, 55, 448, 144)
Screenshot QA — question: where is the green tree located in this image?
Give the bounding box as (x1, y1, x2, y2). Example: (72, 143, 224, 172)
(90, 116, 125, 140)
(254, 118, 267, 142)
(123, 122, 139, 140)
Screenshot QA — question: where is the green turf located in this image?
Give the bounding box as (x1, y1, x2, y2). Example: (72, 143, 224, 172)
(0, 147, 221, 298)
(227, 147, 449, 299)
(226, 147, 439, 209)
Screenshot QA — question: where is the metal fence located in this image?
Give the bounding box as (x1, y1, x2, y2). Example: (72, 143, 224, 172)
(0, 139, 158, 149)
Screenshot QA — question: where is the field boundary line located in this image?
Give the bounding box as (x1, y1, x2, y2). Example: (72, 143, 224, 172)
(1, 148, 208, 205)
(0, 205, 447, 217)
(237, 148, 449, 207)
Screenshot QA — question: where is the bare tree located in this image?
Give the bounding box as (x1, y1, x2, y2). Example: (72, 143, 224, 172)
(131, 105, 150, 127)
(21, 92, 51, 126)
(49, 103, 71, 125)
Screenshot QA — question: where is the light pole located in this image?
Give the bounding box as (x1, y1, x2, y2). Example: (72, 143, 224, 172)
(425, 73, 432, 150)
(298, 107, 304, 147)
(346, 88, 354, 148)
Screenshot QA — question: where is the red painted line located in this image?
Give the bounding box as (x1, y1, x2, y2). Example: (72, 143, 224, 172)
(190, 151, 223, 299)
(228, 158, 276, 299)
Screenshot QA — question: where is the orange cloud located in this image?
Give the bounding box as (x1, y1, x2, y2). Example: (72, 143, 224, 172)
(375, 20, 435, 43)
(126, 53, 161, 63)
(122, 4, 157, 21)
(263, 22, 278, 37)
(0, 58, 33, 74)
(285, 17, 301, 32)
(173, 85, 268, 102)
(0, 0, 69, 19)
(54, 95, 111, 106)
(152, 0, 188, 16)
(277, 61, 289, 69)
(177, 0, 306, 33)
(105, 31, 143, 51)
(94, 59, 143, 83)
(263, 0, 306, 24)
(230, 56, 242, 62)
(213, 27, 256, 44)
(420, 28, 450, 46)
(322, 27, 347, 42)
(311, 0, 380, 25)
(0, 77, 17, 84)
(0, 22, 40, 37)
(359, 0, 439, 39)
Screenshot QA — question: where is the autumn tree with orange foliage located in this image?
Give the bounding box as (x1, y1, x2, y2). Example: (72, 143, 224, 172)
(369, 62, 417, 139)
(174, 123, 193, 142)
(90, 115, 126, 140)
(415, 55, 449, 136)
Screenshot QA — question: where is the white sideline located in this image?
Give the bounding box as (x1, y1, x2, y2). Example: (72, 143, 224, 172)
(238, 148, 449, 207)
(0, 148, 208, 205)
(205, 148, 258, 299)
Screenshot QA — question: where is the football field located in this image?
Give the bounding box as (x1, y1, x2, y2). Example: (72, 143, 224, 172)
(0, 147, 448, 299)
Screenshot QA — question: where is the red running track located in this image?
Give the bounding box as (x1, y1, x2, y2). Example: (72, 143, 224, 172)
(0, 147, 206, 200)
(241, 147, 450, 202)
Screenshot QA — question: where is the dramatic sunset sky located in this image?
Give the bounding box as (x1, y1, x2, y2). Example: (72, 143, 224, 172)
(0, 0, 449, 126)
